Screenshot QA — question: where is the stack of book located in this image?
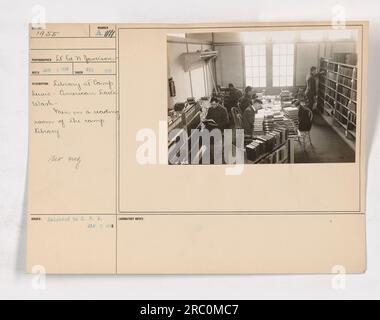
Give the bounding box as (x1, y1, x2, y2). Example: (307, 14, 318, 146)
(282, 118, 298, 136)
(280, 89, 292, 98)
(253, 112, 265, 135)
(282, 107, 299, 135)
(274, 125, 289, 144)
(246, 140, 265, 162)
(255, 133, 278, 154)
(272, 108, 284, 123)
(283, 107, 298, 122)
(280, 90, 293, 106)
(263, 112, 275, 133)
(246, 126, 289, 163)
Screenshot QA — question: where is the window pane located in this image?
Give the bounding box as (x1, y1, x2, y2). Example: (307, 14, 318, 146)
(272, 43, 294, 87)
(280, 44, 287, 55)
(273, 66, 280, 76)
(280, 55, 287, 65)
(287, 55, 294, 65)
(273, 44, 279, 55)
(244, 44, 267, 88)
(259, 55, 266, 66)
(253, 66, 260, 76)
(252, 78, 260, 87)
(259, 44, 266, 55)
(273, 55, 279, 66)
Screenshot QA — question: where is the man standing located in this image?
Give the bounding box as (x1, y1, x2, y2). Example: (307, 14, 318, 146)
(225, 83, 242, 112)
(242, 99, 263, 137)
(239, 86, 256, 113)
(305, 66, 324, 111)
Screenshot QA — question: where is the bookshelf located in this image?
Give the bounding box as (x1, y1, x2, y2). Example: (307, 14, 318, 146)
(318, 57, 357, 140)
(168, 102, 202, 165)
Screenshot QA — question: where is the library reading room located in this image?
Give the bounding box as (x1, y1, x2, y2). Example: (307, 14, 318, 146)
(167, 29, 359, 165)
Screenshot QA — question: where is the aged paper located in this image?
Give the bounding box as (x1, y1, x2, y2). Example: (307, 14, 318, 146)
(27, 22, 368, 274)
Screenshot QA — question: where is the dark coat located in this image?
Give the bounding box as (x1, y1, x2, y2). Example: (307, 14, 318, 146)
(298, 105, 312, 131)
(239, 94, 253, 113)
(205, 105, 228, 130)
(242, 106, 256, 136)
(225, 88, 242, 111)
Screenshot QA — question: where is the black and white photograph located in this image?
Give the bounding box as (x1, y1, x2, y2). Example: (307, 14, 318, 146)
(2, 0, 380, 302)
(167, 29, 359, 165)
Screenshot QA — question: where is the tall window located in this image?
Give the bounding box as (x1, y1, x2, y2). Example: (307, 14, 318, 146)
(272, 43, 294, 87)
(244, 44, 266, 88)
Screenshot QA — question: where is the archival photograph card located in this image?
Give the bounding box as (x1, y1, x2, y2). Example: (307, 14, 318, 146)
(27, 22, 368, 274)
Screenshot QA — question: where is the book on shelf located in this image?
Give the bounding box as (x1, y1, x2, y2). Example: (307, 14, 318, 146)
(326, 87, 336, 98)
(348, 101, 357, 113)
(318, 58, 357, 140)
(328, 71, 338, 81)
(337, 93, 349, 107)
(338, 75, 353, 87)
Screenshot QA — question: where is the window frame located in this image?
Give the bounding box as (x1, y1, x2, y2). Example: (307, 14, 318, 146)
(272, 43, 295, 88)
(243, 43, 267, 89)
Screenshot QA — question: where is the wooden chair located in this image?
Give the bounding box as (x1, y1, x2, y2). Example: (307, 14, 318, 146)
(231, 107, 243, 129)
(221, 104, 230, 124)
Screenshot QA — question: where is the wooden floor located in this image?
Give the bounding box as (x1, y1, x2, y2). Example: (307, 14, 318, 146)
(294, 113, 355, 163)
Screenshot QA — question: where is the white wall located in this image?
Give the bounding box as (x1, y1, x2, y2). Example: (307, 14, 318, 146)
(186, 33, 213, 42)
(167, 42, 193, 105)
(213, 32, 243, 42)
(167, 39, 215, 109)
(214, 45, 244, 88)
(295, 43, 320, 86)
(188, 43, 206, 99)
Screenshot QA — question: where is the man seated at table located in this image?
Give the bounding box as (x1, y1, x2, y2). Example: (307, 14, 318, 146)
(203, 97, 228, 131)
(242, 99, 263, 137)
